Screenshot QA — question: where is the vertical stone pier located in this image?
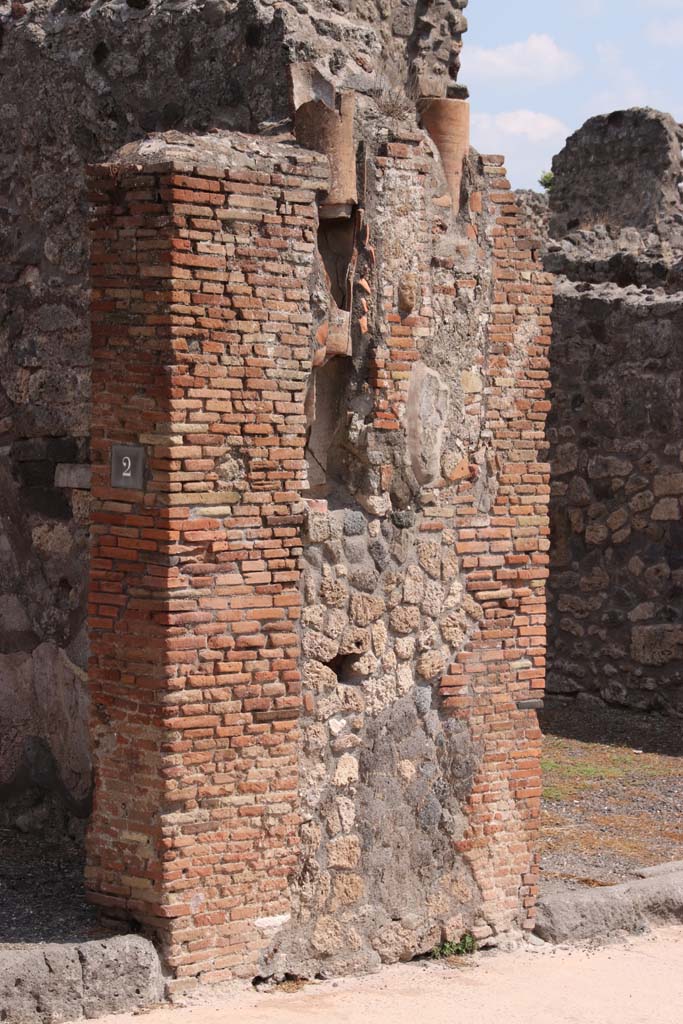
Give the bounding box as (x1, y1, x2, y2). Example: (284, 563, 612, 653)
(86, 136, 327, 984)
(85, 119, 552, 985)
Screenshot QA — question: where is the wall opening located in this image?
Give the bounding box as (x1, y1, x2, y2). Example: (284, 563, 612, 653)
(304, 356, 354, 499)
(317, 217, 356, 310)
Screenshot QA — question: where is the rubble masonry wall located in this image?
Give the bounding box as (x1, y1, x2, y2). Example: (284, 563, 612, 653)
(0, 0, 468, 821)
(545, 108, 683, 716)
(86, 125, 551, 984)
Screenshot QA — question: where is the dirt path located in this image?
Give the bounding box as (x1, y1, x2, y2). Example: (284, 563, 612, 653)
(539, 703, 683, 887)
(92, 928, 683, 1024)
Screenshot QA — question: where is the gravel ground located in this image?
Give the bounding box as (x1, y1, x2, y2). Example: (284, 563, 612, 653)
(540, 700, 683, 757)
(0, 826, 109, 946)
(539, 700, 683, 888)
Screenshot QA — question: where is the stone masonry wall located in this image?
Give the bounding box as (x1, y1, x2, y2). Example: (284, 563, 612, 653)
(86, 119, 551, 984)
(545, 108, 683, 716)
(5, 0, 553, 987)
(0, 0, 469, 824)
(265, 136, 551, 977)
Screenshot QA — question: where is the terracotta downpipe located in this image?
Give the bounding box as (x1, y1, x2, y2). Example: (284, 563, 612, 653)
(294, 90, 357, 218)
(419, 98, 470, 212)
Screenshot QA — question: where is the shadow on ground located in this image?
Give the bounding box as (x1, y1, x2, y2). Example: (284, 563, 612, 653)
(0, 823, 109, 945)
(540, 699, 683, 888)
(540, 699, 683, 758)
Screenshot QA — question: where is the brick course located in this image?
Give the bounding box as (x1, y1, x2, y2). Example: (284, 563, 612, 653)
(442, 157, 551, 934)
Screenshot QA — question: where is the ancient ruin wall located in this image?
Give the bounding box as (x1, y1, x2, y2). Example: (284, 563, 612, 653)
(85, 112, 551, 982)
(546, 108, 683, 716)
(3, 0, 553, 984)
(268, 132, 551, 977)
(0, 0, 468, 822)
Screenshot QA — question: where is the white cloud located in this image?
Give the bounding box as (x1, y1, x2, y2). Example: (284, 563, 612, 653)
(462, 34, 580, 84)
(576, 0, 606, 14)
(646, 16, 683, 44)
(472, 110, 569, 146)
(470, 110, 570, 190)
(586, 42, 665, 115)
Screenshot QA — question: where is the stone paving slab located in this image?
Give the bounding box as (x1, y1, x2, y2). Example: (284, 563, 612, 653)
(0, 935, 164, 1024)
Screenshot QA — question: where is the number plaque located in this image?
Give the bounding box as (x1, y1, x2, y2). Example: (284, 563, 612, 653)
(111, 444, 145, 490)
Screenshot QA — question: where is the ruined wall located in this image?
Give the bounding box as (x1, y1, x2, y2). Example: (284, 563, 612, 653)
(85, 111, 550, 982)
(267, 132, 551, 976)
(0, 0, 469, 819)
(4, 0, 553, 983)
(546, 108, 683, 716)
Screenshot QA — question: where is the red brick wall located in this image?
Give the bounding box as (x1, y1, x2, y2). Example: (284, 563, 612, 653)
(365, 136, 551, 938)
(441, 157, 551, 934)
(86, 139, 327, 985)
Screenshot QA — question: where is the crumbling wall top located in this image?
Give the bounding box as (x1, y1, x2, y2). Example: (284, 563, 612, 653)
(105, 129, 330, 177)
(2, 0, 469, 117)
(550, 108, 683, 241)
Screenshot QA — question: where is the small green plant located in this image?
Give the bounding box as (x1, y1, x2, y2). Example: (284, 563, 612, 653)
(431, 932, 476, 959)
(542, 783, 566, 802)
(538, 170, 554, 192)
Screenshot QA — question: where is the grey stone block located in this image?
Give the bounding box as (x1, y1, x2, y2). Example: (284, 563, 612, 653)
(634, 861, 683, 879)
(535, 874, 683, 945)
(54, 464, 92, 490)
(0, 945, 83, 1024)
(80, 935, 164, 1018)
(0, 935, 164, 1024)
(343, 511, 366, 536)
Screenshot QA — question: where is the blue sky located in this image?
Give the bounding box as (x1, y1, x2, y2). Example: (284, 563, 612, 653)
(462, 0, 683, 188)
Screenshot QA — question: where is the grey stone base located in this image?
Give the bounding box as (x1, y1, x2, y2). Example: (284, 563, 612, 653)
(0, 935, 164, 1023)
(535, 865, 683, 944)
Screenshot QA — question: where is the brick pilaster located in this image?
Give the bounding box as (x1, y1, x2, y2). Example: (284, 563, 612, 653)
(86, 140, 327, 984)
(440, 156, 552, 934)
